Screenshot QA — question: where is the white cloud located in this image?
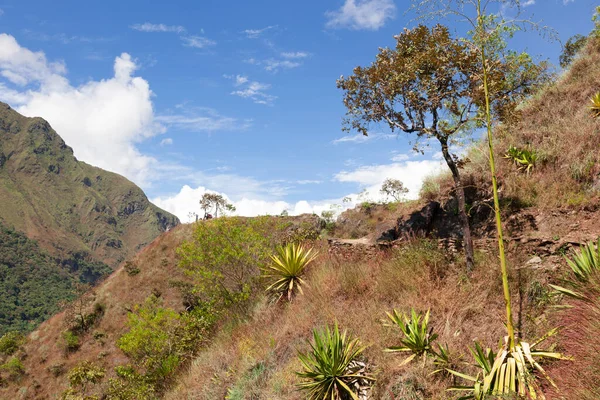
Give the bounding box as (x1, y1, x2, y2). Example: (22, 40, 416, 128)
(264, 59, 301, 72)
(522, 0, 535, 6)
(242, 26, 277, 39)
(160, 138, 173, 146)
(391, 153, 409, 162)
(130, 22, 186, 33)
(325, 0, 396, 30)
(334, 159, 444, 200)
(156, 105, 251, 132)
(281, 51, 309, 59)
(297, 180, 322, 185)
(225, 74, 277, 105)
(181, 35, 216, 49)
(333, 132, 396, 144)
(152, 185, 337, 221)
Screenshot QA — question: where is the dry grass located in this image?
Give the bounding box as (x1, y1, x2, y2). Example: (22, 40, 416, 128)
(165, 240, 551, 399)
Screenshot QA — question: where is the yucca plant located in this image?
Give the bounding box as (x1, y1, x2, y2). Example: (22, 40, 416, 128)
(590, 92, 600, 118)
(504, 146, 538, 174)
(297, 324, 375, 400)
(550, 238, 600, 300)
(262, 243, 318, 302)
(448, 330, 566, 400)
(384, 309, 438, 366)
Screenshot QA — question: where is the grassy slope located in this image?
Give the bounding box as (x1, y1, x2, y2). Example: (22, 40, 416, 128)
(0, 101, 179, 268)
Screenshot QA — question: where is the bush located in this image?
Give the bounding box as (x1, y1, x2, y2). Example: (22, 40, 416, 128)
(62, 361, 105, 399)
(106, 365, 157, 400)
(0, 332, 25, 356)
(124, 261, 140, 276)
(62, 330, 80, 352)
(48, 362, 66, 377)
(177, 217, 276, 314)
(117, 295, 213, 386)
(1, 357, 25, 380)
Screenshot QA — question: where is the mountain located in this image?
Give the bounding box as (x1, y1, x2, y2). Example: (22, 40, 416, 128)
(0, 102, 178, 267)
(0, 102, 179, 334)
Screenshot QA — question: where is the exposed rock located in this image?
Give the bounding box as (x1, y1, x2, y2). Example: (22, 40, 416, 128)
(396, 201, 440, 238)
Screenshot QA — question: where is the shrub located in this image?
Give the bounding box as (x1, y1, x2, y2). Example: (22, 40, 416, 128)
(117, 295, 212, 386)
(1, 357, 25, 380)
(177, 217, 275, 314)
(297, 324, 374, 399)
(62, 330, 80, 352)
(262, 243, 318, 302)
(63, 361, 105, 398)
(48, 362, 66, 377)
(0, 332, 25, 356)
(384, 309, 438, 366)
(106, 365, 157, 400)
(551, 238, 600, 299)
(124, 261, 140, 276)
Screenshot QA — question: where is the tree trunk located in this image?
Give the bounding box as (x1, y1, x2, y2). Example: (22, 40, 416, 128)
(439, 138, 475, 273)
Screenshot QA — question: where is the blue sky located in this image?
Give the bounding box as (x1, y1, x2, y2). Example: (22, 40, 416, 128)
(0, 0, 597, 220)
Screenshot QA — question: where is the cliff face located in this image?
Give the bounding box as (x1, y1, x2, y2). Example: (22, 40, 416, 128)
(0, 101, 179, 268)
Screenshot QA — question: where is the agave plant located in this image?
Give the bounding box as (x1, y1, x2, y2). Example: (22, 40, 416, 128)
(262, 243, 318, 302)
(384, 309, 438, 366)
(448, 330, 567, 400)
(550, 238, 600, 300)
(297, 324, 375, 400)
(590, 92, 600, 118)
(504, 146, 538, 174)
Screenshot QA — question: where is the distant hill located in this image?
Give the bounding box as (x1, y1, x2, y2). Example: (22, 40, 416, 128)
(0, 102, 179, 333)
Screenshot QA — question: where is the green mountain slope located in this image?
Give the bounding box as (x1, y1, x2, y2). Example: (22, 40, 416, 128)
(0, 101, 179, 268)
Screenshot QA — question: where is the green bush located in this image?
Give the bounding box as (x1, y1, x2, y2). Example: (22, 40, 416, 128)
(1, 357, 25, 380)
(61, 361, 105, 399)
(117, 295, 213, 386)
(0, 331, 25, 356)
(177, 216, 276, 314)
(124, 261, 140, 276)
(106, 365, 157, 400)
(62, 330, 80, 352)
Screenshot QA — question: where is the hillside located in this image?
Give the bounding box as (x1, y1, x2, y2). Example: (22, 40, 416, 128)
(0, 102, 179, 333)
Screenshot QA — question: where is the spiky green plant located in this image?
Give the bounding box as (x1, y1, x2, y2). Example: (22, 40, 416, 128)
(262, 243, 318, 302)
(448, 331, 566, 400)
(384, 309, 438, 366)
(590, 92, 600, 118)
(504, 146, 538, 174)
(550, 238, 600, 300)
(296, 324, 375, 400)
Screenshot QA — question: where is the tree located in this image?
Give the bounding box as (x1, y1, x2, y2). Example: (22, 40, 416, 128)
(559, 34, 587, 68)
(199, 193, 236, 218)
(380, 178, 409, 202)
(338, 25, 479, 271)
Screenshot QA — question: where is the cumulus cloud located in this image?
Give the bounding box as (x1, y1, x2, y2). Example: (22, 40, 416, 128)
(130, 22, 186, 33)
(152, 185, 339, 221)
(325, 0, 396, 30)
(334, 159, 445, 200)
(160, 138, 173, 146)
